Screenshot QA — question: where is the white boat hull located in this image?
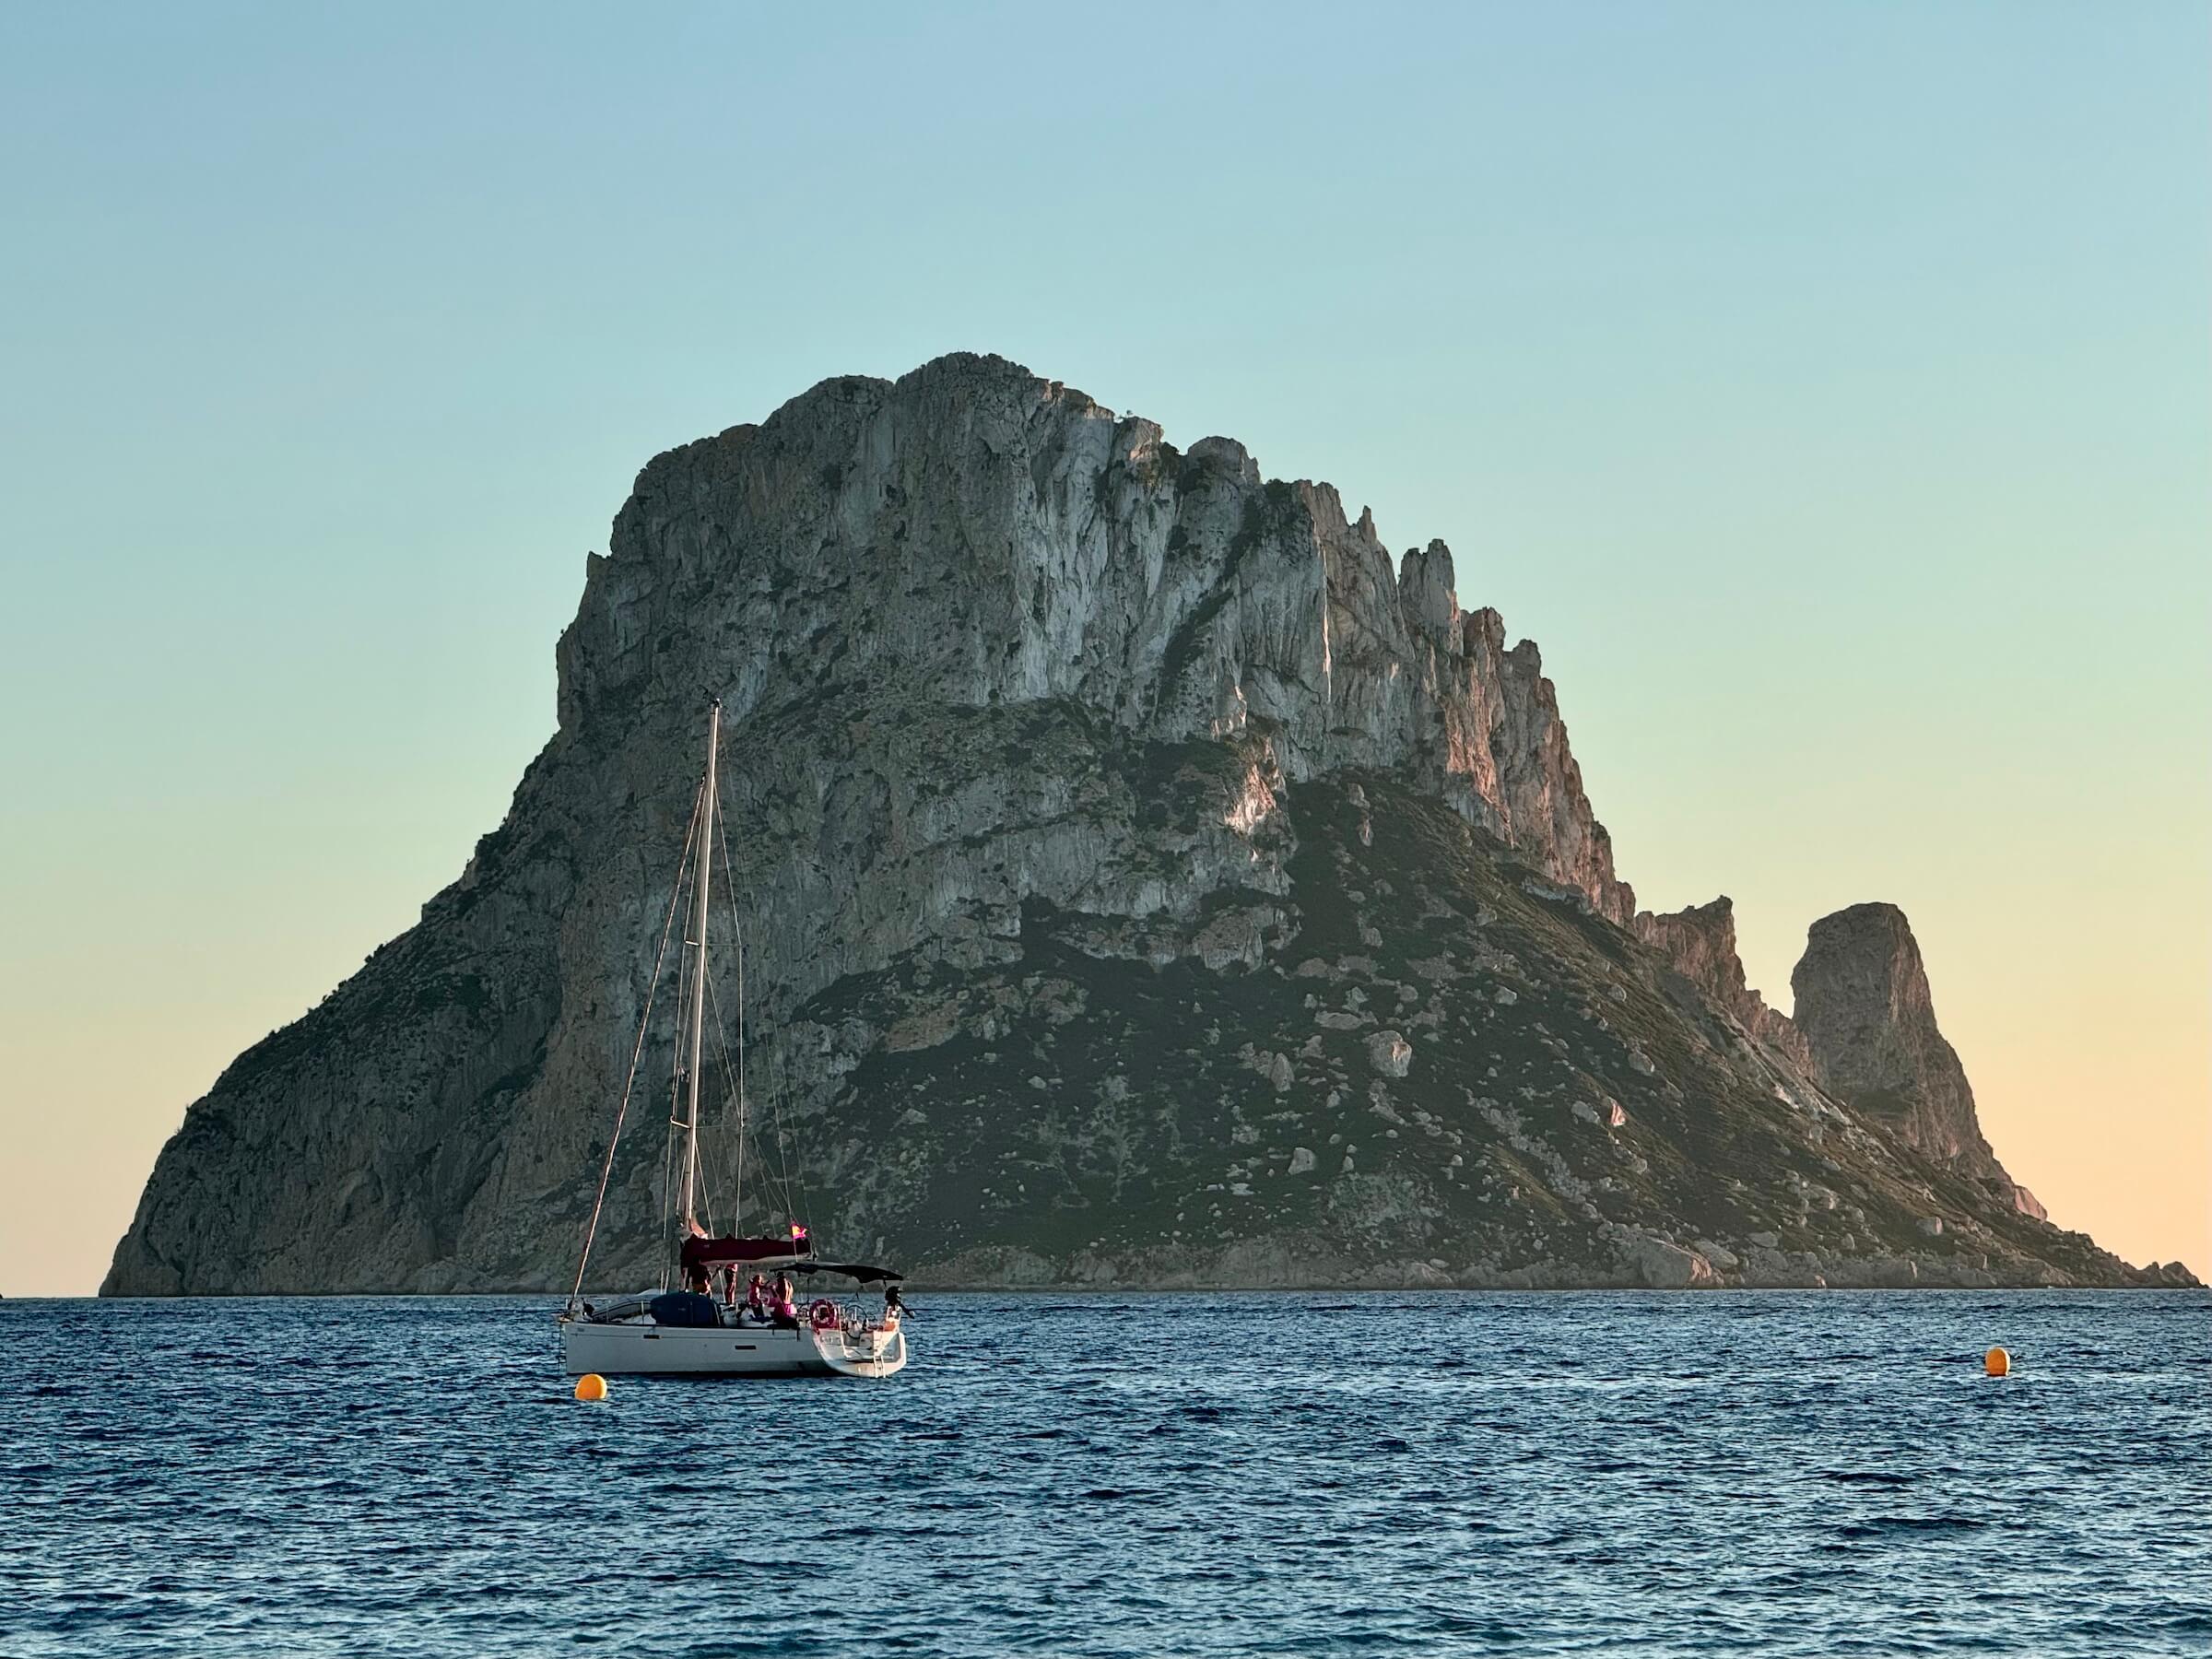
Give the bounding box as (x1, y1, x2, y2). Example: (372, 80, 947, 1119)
(562, 1318, 907, 1379)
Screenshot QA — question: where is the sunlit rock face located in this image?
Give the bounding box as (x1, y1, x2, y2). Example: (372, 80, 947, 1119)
(552, 356, 1633, 920)
(1787, 902, 2020, 1190)
(103, 356, 2183, 1295)
(1634, 895, 2057, 1229)
(1632, 897, 1814, 1077)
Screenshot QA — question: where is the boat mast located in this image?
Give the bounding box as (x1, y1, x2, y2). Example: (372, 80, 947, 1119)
(677, 698, 720, 1240)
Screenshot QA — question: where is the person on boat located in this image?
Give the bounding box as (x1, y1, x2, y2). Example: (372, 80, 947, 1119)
(883, 1284, 905, 1327)
(744, 1273, 770, 1324)
(771, 1274, 799, 1328)
(677, 1220, 712, 1300)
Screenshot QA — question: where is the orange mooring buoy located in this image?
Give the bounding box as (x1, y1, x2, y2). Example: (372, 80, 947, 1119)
(574, 1371, 609, 1402)
(1984, 1347, 2010, 1378)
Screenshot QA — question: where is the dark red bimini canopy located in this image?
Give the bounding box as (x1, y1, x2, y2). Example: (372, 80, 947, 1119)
(680, 1231, 813, 1274)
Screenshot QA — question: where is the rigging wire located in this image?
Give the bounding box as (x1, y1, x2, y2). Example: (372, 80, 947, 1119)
(678, 764, 748, 1256)
(715, 787, 809, 1231)
(659, 805, 711, 1291)
(693, 1103, 718, 1240)
(657, 904, 688, 1282)
(566, 779, 704, 1313)
(701, 971, 739, 1221)
(688, 1014, 734, 1241)
(689, 987, 739, 1239)
(733, 927, 747, 1232)
(705, 961, 794, 1230)
(656, 1090, 677, 1288)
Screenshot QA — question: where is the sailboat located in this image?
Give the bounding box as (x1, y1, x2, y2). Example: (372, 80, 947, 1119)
(558, 700, 909, 1379)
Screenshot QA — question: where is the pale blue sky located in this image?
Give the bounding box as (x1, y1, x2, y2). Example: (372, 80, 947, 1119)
(2, 2, 2206, 1291)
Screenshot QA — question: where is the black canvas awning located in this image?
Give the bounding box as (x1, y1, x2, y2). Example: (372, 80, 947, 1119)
(791, 1261, 904, 1284)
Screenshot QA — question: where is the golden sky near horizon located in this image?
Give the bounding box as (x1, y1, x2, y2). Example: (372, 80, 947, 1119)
(4, 705, 2205, 1297)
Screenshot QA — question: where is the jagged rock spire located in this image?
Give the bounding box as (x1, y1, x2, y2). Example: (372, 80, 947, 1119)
(1789, 902, 2009, 1182)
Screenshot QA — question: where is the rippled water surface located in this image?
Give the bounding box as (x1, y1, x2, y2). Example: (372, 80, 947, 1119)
(6, 1292, 2208, 1656)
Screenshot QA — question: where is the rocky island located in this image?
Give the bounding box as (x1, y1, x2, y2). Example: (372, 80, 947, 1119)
(104, 355, 2194, 1294)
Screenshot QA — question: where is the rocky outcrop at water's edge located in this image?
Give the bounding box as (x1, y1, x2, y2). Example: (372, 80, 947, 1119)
(103, 354, 2192, 1294)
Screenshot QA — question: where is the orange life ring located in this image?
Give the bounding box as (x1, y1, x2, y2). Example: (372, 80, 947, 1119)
(808, 1299, 839, 1331)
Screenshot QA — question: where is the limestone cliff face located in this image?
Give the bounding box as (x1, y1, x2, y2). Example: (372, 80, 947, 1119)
(1631, 897, 2055, 1220)
(552, 359, 1631, 919)
(1631, 898, 1813, 1077)
(104, 355, 2175, 1294)
(1788, 903, 2018, 1190)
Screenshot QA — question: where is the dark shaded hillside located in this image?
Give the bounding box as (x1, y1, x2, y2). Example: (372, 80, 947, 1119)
(789, 776, 2148, 1288)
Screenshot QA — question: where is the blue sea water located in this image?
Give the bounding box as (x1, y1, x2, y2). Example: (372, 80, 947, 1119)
(3, 1291, 2207, 1657)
